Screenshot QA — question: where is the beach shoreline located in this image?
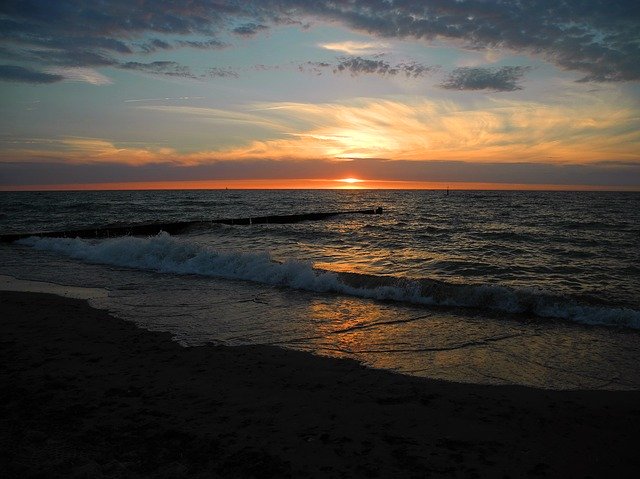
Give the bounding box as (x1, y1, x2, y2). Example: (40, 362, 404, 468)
(1, 290, 639, 478)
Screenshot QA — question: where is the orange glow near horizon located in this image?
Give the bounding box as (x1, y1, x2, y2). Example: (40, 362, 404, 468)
(1, 179, 638, 192)
(336, 177, 365, 189)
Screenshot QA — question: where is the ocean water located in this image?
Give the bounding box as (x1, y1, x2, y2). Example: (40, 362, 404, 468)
(1, 190, 639, 389)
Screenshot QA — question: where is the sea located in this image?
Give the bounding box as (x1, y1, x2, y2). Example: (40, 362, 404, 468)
(1, 189, 639, 390)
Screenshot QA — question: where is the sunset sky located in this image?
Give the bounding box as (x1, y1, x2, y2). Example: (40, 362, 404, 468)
(1, 0, 639, 190)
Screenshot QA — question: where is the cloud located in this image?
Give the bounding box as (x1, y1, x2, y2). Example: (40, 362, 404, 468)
(119, 61, 196, 78)
(285, 0, 640, 82)
(211, 96, 640, 163)
(133, 105, 289, 131)
(5, 94, 636, 167)
(252, 64, 281, 72)
(1, 1, 638, 82)
(135, 38, 228, 53)
(123, 97, 205, 103)
(318, 41, 388, 55)
(205, 67, 239, 78)
(139, 38, 173, 53)
(334, 57, 395, 76)
(232, 23, 269, 37)
(301, 56, 437, 78)
(46, 67, 113, 85)
(336, 57, 400, 77)
(298, 61, 332, 75)
(2, 158, 639, 189)
(0, 64, 64, 83)
(440, 66, 532, 92)
(177, 39, 228, 50)
(5, 48, 119, 68)
(0, 1, 237, 69)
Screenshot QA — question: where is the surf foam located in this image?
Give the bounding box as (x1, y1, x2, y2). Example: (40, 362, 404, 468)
(17, 233, 640, 329)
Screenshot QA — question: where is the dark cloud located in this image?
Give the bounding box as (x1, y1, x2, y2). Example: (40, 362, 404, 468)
(0, 1, 638, 82)
(2, 159, 639, 188)
(119, 61, 196, 79)
(363, 159, 640, 187)
(302, 56, 437, 77)
(46, 50, 118, 67)
(280, 0, 640, 82)
(440, 66, 532, 92)
(335, 57, 395, 76)
(138, 38, 229, 54)
(0, 64, 64, 84)
(139, 38, 228, 53)
(0, 0, 240, 69)
(178, 39, 228, 50)
(232, 23, 269, 37)
(140, 39, 173, 54)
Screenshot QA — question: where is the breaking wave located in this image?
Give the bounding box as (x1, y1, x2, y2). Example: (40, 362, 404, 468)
(18, 233, 640, 330)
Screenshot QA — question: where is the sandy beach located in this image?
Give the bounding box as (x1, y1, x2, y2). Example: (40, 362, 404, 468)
(1, 290, 639, 478)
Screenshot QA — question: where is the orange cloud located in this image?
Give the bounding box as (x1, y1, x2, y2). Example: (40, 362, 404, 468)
(228, 95, 640, 163)
(2, 94, 639, 167)
(318, 40, 389, 54)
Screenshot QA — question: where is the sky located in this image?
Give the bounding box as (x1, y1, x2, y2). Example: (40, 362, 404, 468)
(1, 0, 639, 190)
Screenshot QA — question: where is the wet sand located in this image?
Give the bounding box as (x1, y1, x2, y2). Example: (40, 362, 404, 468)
(1, 290, 639, 478)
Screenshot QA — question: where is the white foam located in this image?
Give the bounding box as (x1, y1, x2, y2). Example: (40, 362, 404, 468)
(17, 233, 640, 329)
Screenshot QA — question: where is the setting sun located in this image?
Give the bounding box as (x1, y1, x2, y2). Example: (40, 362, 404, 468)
(337, 178, 364, 184)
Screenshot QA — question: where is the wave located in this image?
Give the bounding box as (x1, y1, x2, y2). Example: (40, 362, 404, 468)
(17, 233, 640, 330)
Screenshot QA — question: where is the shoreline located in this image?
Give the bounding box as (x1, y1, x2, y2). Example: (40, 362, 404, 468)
(1, 290, 639, 477)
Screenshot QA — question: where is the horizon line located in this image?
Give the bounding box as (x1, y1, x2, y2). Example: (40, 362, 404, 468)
(1, 179, 639, 192)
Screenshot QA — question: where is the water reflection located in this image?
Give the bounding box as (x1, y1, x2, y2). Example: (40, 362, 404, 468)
(307, 298, 392, 359)
(296, 294, 640, 390)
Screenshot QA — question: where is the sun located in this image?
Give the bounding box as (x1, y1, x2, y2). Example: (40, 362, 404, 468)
(334, 177, 366, 189)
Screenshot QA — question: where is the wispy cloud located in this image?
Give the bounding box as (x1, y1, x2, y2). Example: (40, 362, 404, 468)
(123, 96, 205, 103)
(8, 94, 634, 166)
(217, 95, 640, 163)
(133, 105, 290, 132)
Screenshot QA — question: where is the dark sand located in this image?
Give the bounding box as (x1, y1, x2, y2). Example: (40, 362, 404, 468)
(1, 291, 639, 478)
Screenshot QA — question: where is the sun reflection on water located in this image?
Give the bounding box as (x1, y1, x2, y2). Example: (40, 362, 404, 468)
(305, 297, 427, 372)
